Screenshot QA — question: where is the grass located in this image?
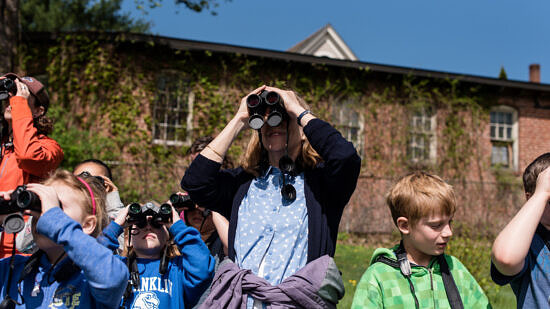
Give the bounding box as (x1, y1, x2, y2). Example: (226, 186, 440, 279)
(333, 234, 516, 308)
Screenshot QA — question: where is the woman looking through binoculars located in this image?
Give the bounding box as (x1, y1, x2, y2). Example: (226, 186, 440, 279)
(181, 85, 361, 308)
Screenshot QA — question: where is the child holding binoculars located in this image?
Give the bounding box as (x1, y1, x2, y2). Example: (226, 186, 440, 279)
(98, 200, 215, 308)
(0, 169, 128, 308)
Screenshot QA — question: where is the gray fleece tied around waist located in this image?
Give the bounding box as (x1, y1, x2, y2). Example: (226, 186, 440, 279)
(200, 255, 344, 309)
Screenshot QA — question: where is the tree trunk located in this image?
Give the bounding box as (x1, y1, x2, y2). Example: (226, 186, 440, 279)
(0, 0, 19, 74)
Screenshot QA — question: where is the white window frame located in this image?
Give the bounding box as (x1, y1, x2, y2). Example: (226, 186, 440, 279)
(408, 107, 437, 163)
(490, 105, 518, 170)
(152, 74, 194, 146)
(332, 101, 364, 157)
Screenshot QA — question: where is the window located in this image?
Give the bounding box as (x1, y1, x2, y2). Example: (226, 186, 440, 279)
(152, 74, 194, 146)
(408, 107, 436, 162)
(332, 101, 364, 157)
(490, 106, 518, 169)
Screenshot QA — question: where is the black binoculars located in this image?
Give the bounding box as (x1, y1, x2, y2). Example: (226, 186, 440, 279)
(127, 202, 172, 229)
(78, 171, 105, 187)
(0, 78, 16, 101)
(246, 90, 288, 130)
(0, 186, 42, 234)
(169, 193, 194, 209)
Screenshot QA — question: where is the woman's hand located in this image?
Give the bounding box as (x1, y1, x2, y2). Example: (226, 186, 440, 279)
(14, 79, 30, 100)
(234, 85, 267, 125)
(264, 86, 305, 119)
(114, 205, 129, 227)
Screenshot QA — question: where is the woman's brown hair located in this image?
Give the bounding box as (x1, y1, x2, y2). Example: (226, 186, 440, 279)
(29, 94, 53, 135)
(240, 92, 322, 177)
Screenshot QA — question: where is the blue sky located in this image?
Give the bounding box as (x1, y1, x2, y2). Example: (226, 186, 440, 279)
(122, 0, 550, 83)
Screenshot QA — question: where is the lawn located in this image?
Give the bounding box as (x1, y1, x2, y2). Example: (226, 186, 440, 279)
(334, 234, 516, 308)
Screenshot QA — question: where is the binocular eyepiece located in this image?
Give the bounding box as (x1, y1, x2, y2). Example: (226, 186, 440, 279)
(0, 78, 16, 101)
(127, 202, 172, 229)
(169, 193, 194, 209)
(77, 171, 105, 187)
(246, 91, 288, 130)
(0, 186, 42, 234)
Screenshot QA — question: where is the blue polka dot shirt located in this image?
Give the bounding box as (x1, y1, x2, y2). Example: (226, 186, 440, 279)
(234, 166, 308, 286)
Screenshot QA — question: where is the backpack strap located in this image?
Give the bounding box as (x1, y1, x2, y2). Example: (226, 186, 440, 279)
(437, 255, 464, 309)
(374, 243, 464, 309)
(373, 243, 419, 309)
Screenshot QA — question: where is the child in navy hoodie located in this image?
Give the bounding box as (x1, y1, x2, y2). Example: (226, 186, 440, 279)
(99, 201, 215, 308)
(0, 169, 128, 308)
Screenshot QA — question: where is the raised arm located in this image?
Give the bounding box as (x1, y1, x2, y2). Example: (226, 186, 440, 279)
(265, 86, 361, 208)
(169, 217, 215, 307)
(492, 166, 550, 276)
(181, 86, 265, 213)
(200, 85, 265, 163)
(10, 85, 63, 177)
(36, 208, 128, 308)
(97, 205, 129, 251)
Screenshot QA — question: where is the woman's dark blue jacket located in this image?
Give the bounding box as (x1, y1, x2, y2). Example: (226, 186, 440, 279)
(181, 118, 361, 263)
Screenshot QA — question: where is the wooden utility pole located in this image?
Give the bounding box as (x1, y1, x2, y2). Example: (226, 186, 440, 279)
(0, 0, 19, 74)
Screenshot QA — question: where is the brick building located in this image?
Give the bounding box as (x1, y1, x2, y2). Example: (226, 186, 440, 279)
(20, 28, 550, 235)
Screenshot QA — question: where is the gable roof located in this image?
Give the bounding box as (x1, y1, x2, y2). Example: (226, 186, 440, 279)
(288, 24, 358, 61)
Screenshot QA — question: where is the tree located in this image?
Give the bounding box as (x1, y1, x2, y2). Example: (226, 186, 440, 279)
(136, 0, 228, 15)
(1, 0, 229, 73)
(20, 0, 150, 33)
(498, 66, 508, 80)
(0, 0, 19, 72)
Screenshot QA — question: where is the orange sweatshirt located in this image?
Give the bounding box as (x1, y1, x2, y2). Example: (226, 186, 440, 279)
(0, 96, 63, 257)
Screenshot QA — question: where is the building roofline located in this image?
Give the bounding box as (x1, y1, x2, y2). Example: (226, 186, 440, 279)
(28, 31, 550, 93)
(287, 23, 358, 61)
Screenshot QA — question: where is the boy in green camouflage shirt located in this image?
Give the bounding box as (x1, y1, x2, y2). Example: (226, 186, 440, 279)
(351, 172, 490, 308)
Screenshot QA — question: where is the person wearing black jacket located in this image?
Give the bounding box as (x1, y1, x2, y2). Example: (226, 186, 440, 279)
(181, 85, 360, 307)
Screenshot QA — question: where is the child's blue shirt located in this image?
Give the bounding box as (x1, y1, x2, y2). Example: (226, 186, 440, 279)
(99, 219, 215, 308)
(0, 207, 129, 308)
(491, 225, 550, 308)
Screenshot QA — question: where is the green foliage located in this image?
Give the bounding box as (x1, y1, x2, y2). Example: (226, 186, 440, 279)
(446, 235, 516, 308)
(20, 0, 151, 33)
(21, 32, 502, 206)
(334, 243, 374, 309)
(135, 0, 230, 15)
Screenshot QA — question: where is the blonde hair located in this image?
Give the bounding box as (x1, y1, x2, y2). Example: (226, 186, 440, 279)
(121, 201, 180, 259)
(386, 171, 456, 226)
(240, 92, 322, 176)
(43, 169, 108, 237)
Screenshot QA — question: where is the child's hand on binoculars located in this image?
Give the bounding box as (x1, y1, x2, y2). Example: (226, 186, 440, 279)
(264, 86, 305, 119)
(25, 183, 60, 216)
(114, 205, 130, 227)
(237, 85, 267, 125)
(165, 205, 180, 229)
